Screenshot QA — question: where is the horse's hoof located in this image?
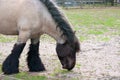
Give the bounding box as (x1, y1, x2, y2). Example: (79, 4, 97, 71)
(2, 55, 19, 75)
(28, 62, 46, 72)
(3, 70, 19, 75)
(29, 64, 46, 72)
(27, 55, 46, 72)
(29, 70, 46, 72)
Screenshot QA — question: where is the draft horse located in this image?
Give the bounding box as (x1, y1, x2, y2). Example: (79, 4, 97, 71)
(0, 0, 80, 74)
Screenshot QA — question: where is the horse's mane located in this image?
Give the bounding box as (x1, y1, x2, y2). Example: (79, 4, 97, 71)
(40, 0, 74, 43)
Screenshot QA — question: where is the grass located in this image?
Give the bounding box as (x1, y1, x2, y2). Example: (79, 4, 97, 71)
(0, 63, 47, 80)
(65, 9, 120, 28)
(0, 72, 47, 80)
(14, 72, 47, 80)
(0, 35, 16, 42)
(50, 68, 70, 76)
(71, 78, 80, 80)
(64, 8, 120, 41)
(75, 63, 81, 68)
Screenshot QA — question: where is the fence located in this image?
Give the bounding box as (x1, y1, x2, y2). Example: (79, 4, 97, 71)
(55, 0, 120, 8)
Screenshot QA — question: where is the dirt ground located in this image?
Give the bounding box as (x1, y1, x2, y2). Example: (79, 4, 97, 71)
(0, 35, 120, 80)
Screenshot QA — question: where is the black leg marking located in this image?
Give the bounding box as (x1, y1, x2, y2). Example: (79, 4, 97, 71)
(2, 43, 26, 75)
(27, 42, 45, 72)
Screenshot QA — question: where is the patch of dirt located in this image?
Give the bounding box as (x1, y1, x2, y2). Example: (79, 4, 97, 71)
(0, 36, 120, 80)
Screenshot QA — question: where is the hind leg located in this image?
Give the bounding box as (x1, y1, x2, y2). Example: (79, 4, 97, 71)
(2, 31, 29, 75)
(27, 37, 45, 72)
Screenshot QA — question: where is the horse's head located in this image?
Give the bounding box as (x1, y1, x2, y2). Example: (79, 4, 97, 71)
(56, 38, 80, 70)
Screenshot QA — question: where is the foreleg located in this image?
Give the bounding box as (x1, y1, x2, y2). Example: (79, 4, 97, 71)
(27, 37, 45, 72)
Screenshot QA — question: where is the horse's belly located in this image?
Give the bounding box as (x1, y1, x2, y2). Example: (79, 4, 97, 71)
(0, 20, 18, 35)
(0, 28, 18, 35)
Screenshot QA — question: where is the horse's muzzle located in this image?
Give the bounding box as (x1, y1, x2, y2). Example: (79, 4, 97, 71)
(62, 58, 76, 71)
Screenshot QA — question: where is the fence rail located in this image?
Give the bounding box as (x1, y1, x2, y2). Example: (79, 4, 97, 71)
(55, 0, 120, 8)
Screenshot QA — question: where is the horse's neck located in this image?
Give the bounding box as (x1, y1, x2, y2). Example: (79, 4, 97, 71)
(41, 11, 65, 44)
(39, 1, 73, 44)
(42, 18, 66, 44)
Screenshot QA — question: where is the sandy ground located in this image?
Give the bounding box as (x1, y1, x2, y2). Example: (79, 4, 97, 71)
(0, 35, 120, 80)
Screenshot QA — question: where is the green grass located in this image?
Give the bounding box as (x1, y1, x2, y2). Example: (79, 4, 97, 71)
(65, 9, 120, 28)
(71, 78, 79, 80)
(0, 71, 47, 80)
(14, 72, 47, 80)
(0, 66, 47, 80)
(0, 35, 16, 42)
(98, 36, 110, 42)
(64, 8, 120, 41)
(79, 36, 88, 42)
(75, 63, 81, 68)
(50, 68, 70, 76)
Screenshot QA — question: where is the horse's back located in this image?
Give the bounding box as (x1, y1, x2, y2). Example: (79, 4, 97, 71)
(0, 0, 46, 35)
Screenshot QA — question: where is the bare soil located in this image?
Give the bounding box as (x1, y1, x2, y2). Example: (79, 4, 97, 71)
(0, 35, 120, 80)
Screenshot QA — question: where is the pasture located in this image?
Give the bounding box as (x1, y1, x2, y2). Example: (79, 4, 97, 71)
(0, 8, 120, 80)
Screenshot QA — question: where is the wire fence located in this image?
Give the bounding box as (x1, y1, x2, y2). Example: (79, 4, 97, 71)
(55, 0, 120, 8)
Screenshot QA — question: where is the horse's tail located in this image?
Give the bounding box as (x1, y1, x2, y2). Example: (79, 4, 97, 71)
(40, 0, 74, 43)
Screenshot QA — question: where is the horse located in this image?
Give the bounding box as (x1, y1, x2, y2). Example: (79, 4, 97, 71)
(0, 0, 80, 75)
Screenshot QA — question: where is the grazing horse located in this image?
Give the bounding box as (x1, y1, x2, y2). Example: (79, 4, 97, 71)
(0, 0, 80, 75)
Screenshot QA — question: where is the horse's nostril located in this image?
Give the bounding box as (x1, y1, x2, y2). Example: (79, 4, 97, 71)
(66, 62, 75, 71)
(62, 66, 65, 69)
(67, 67, 73, 71)
(62, 65, 74, 70)
(62, 64, 67, 69)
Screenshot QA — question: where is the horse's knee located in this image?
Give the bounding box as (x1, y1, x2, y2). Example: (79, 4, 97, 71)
(2, 43, 26, 74)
